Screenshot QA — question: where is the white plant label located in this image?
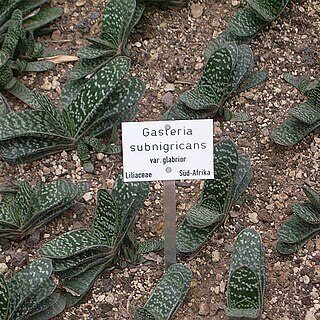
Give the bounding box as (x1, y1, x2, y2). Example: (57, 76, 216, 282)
(122, 119, 214, 182)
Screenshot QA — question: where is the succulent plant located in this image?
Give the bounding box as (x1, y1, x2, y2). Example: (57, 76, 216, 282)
(227, 228, 265, 319)
(141, 0, 189, 9)
(134, 264, 192, 320)
(0, 258, 66, 319)
(277, 186, 320, 254)
(176, 139, 252, 254)
(162, 42, 267, 121)
(206, 0, 290, 54)
(0, 179, 89, 241)
(40, 176, 162, 306)
(270, 74, 320, 146)
(0, 56, 145, 172)
(0, 2, 64, 107)
(66, 0, 144, 85)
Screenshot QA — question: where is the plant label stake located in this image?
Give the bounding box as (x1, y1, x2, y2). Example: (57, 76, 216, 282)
(122, 119, 214, 270)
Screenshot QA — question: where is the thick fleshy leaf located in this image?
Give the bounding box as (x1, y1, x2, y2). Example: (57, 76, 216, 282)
(0, 275, 8, 320)
(23, 7, 64, 31)
(227, 44, 254, 95)
(52, 249, 107, 272)
(185, 200, 224, 228)
(284, 74, 314, 94)
(23, 61, 55, 72)
(227, 266, 262, 318)
(227, 229, 265, 318)
(303, 186, 320, 207)
(237, 69, 268, 93)
(278, 215, 320, 244)
(28, 293, 66, 320)
(161, 100, 210, 121)
(142, 264, 192, 320)
(270, 116, 320, 146)
(276, 238, 314, 255)
(229, 154, 252, 208)
(77, 46, 116, 59)
(229, 6, 267, 37)
(0, 135, 74, 164)
(292, 202, 320, 224)
(201, 162, 233, 211)
(111, 177, 149, 233)
(179, 89, 220, 111)
(40, 229, 110, 259)
(66, 56, 130, 138)
(100, 0, 136, 48)
(288, 102, 320, 125)
(63, 262, 109, 306)
(92, 189, 119, 245)
(10, 278, 56, 319)
(134, 307, 156, 320)
(213, 138, 238, 177)
(176, 218, 220, 254)
(7, 258, 52, 316)
(87, 77, 145, 138)
(68, 56, 110, 81)
(0, 92, 11, 115)
(248, 0, 289, 22)
(59, 77, 87, 109)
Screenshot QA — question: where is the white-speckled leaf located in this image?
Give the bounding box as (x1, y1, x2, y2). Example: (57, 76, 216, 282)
(144, 264, 192, 320)
(66, 56, 130, 138)
(39, 229, 110, 259)
(100, 0, 136, 48)
(270, 116, 320, 146)
(7, 258, 52, 317)
(292, 202, 320, 224)
(0, 275, 8, 320)
(248, 0, 289, 21)
(303, 186, 320, 207)
(278, 215, 320, 244)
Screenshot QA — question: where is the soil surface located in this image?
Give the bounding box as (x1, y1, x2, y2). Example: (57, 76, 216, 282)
(0, 0, 319, 319)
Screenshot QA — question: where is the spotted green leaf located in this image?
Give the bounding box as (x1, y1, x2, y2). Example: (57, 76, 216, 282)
(0, 275, 8, 320)
(7, 258, 52, 317)
(66, 56, 130, 138)
(229, 6, 267, 38)
(227, 229, 265, 318)
(28, 293, 66, 320)
(139, 264, 192, 320)
(100, 0, 137, 49)
(23, 7, 64, 31)
(292, 202, 320, 224)
(288, 102, 320, 125)
(40, 229, 110, 259)
(278, 215, 320, 244)
(270, 116, 320, 146)
(303, 186, 320, 207)
(248, 0, 289, 22)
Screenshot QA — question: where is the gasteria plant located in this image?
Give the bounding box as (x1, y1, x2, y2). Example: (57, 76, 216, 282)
(0, 258, 66, 320)
(227, 228, 265, 319)
(162, 42, 267, 121)
(0, 56, 145, 172)
(176, 139, 252, 254)
(134, 264, 192, 320)
(40, 176, 160, 306)
(206, 0, 290, 55)
(0, 179, 89, 241)
(277, 186, 320, 254)
(0, 2, 64, 107)
(270, 74, 320, 146)
(65, 0, 144, 84)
